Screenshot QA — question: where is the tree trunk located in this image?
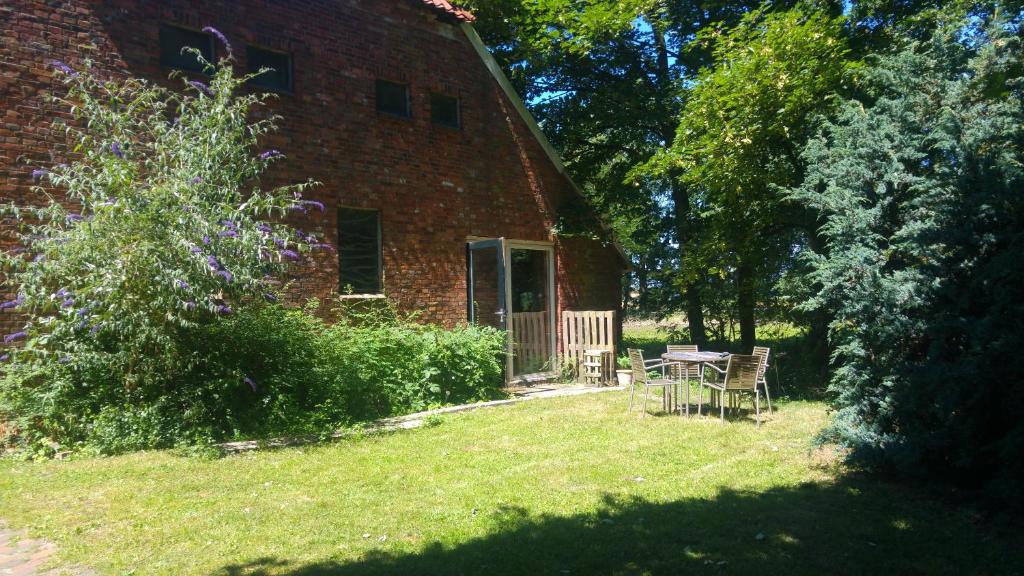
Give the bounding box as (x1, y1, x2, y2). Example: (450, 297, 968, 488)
(671, 181, 708, 347)
(737, 259, 756, 351)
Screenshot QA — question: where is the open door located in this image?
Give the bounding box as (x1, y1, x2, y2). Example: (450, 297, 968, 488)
(467, 238, 507, 330)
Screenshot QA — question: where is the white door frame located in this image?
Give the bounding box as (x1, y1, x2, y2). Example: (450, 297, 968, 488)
(504, 240, 557, 383)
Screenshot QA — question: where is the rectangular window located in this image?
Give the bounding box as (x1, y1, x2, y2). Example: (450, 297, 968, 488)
(338, 208, 382, 294)
(376, 79, 410, 117)
(247, 46, 292, 92)
(159, 24, 214, 73)
(431, 93, 460, 128)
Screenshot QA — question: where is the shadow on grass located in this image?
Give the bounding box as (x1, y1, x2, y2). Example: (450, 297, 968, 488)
(213, 480, 1023, 576)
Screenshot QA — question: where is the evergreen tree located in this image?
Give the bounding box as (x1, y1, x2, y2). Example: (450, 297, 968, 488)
(789, 16, 1024, 506)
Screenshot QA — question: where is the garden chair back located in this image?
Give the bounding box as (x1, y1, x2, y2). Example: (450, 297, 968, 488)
(751, 346, 773, 415)
(699, 354, 766, 427)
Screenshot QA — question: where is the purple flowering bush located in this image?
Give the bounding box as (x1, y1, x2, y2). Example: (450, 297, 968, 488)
(0, 39, 336, 455)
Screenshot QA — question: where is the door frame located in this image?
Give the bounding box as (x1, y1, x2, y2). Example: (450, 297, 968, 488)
(468, 237, 557, 384)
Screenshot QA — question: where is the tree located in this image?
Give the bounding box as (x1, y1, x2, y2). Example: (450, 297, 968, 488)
(661, 5, 855, 350)
(465, 0, 793, 341)
(788, 16, 1024, 506)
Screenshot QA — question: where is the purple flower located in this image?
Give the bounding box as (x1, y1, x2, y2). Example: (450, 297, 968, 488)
(202, 235, 211, 245)
(273, 237, 286, 248)
(313, 242, 336, 253)
(76, 303, 94, 317)
(1, 296, 24, 310)
(174, 279, 190, 290)
(66, 213, 84, 222)
(216, 269, 233, 282)
(220, 220, 237, 229)
(61, 297, 74, 308)
(190, 176, 203, 185)
(301, 200, 326, 212)
(259, 150, 282, 161)
(49, 60, 77, 77)
(216, 304, 233, 315)
(185, 300, 197, 311)
(190, 245, 203, 254)
(4, 331, 27, 343)
(33, 254, 46, 263)
(244, 376, 258, 392)
(263, 293, 278, 303)
(110, 143, 124, 158)
(257, 224, 272, 234)
(280, 249, 300, 261)
(31, 168, 48, 181)
(189, 80, 214, 96)
(207, 255, 220, 270)
(218, 230, 237, 238)
(0, 354, 9, 362)
(77, 319, 89, 330)
(288, 204, 309, 214)
(90, 323, 103, 334)
(202, 26, 233, 56)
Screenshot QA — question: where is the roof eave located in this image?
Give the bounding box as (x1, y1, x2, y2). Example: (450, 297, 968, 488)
(458, 22, 630, 267)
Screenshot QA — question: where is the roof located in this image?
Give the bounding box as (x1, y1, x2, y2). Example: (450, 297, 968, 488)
(418, 0, 475, 22)
(459, 24, 630, 265)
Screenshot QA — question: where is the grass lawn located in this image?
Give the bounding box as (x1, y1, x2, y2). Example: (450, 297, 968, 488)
(1, 391, 1021, 575)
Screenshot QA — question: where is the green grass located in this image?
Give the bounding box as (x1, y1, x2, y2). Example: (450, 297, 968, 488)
(1, 392, 1021, 575)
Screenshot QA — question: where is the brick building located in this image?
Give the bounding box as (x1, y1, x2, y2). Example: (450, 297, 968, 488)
(0, 0, 626, 382)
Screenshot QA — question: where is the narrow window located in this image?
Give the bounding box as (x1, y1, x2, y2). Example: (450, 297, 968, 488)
(431, 93, 460, 128)
(338, 208, 382, 294)
(159, 24, 214, 73)
(247, 46, 292, 92)
(376, 80, 410, 117)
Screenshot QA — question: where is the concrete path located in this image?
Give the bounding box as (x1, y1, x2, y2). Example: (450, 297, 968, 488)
(0, 523, 92, 576)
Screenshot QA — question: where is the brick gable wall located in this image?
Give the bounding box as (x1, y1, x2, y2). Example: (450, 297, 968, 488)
(1, 0, 623, 347)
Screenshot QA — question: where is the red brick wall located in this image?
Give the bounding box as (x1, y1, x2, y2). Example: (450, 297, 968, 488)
(1, 0, 624, 347)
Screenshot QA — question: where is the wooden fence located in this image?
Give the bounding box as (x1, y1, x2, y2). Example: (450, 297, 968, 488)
(561, 310, 617, 382)
(510, 311, 552, 374)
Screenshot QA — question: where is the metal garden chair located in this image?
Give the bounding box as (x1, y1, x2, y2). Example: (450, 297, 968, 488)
(627, 348, 679, 418)
(699, 354, 766, 428)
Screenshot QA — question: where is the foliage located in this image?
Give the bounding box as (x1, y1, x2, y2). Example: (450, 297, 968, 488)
(787, 17, 1024, 507)
(649, 4, 856, 348)
(1, 302, 507, 455)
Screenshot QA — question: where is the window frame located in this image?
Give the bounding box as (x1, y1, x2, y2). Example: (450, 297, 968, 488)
(337, 207, 383, 296)
(375, 79, 412, 118)
(431, 92, 461, 129)
(159, 23, 215, 74)
(246, 45, 293, 94)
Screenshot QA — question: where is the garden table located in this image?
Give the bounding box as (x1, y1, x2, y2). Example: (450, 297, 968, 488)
(661, 351, 731, 416)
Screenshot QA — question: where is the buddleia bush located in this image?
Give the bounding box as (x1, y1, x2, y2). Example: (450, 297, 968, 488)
(789, 16, 1024, 507)
(0, 31, 331, 454)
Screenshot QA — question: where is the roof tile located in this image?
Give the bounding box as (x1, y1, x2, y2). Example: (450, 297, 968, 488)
(418, 0, 475, 22)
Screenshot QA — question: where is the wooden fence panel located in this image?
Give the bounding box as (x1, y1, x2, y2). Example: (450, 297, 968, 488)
(561, 310, 617, 382)
(511, 312, 551, 374)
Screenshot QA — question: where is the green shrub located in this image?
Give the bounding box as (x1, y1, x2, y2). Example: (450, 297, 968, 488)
(1, 302, 506, 455)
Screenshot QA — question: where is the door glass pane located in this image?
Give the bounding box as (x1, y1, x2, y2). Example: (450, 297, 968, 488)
(469, 245, 504, 330)
(510, 249, 551, 376)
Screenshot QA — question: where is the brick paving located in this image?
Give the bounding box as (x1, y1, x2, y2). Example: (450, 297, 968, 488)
(0, 523, 92, 576)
